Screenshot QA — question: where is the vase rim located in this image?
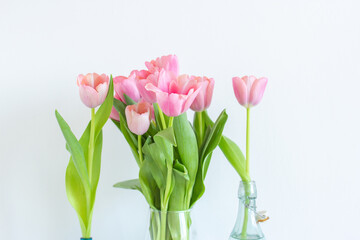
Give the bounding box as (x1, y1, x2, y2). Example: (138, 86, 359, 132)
(149, 207, 192, 213)
(240, 180, 256, 184)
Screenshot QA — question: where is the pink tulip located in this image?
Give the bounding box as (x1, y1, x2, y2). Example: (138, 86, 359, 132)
(110, 92, 122, 121)
(145, 70, 203, 117)
(114, 73, 141, 103)
(125, 102, 152, 135)
(132, 70, 158, 103)
(232, 76, 268, 108)
(145, 54, 179, 76)
(77, 73, 109, 108)
(190, 76, 215, 112)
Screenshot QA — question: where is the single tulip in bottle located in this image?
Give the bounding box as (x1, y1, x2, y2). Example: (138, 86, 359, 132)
(231, 75, 268, 239)
(77, 73, 109, 108)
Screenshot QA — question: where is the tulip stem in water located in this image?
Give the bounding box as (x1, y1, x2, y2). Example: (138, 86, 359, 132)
(138, 135, 143, 164)
(88, 108, 96, 182)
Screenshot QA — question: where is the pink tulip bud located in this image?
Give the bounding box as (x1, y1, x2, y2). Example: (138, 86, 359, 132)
(145, 70, 203, 117)
(190, 76, 215, 112)
(114, 73, 141, 103)
(232, 76, 268, 108)
(125, 102, 152, 135)
(77, 73, 109, 108)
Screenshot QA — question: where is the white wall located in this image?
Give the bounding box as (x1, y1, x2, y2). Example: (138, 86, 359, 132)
(1, 0, 360, 239)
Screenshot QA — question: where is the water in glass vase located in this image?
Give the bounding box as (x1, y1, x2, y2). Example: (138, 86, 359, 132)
(145, 208, 196, 240)
(229, 181, 266, 240)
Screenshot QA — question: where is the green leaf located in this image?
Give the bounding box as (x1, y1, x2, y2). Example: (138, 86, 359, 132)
(139, 157, 161, 209)
(55, 110, 91, 194)
(90, 130, 103, 210)
(168, 160, 190, 211)
(219, 136, 250, 182)
(153, 127, 177, 165)
(190, 110, 228, 206)
(65, 159, 90, 237)
(113, 98, 126, 120)
(200, 110, 228, 163)
(153, 103, 169, 131)
(173, 113, 198, 207)
(202, 111, 250, 182)
(113, 179, 142, 192)
(142, 142, 166, 190)
(154, 127, 177, 146)
(124, 94, 137, 105)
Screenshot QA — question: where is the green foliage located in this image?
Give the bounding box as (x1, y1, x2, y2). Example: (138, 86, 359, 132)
(112, 99, 232, 229)
(190, 110, 228, 206)
(55, 77, 113, 237)
(113, 179, 142, 192)
(203, 111, 250, 182)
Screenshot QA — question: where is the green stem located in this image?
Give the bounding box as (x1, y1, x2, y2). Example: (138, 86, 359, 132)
(160, 165, 172, 240)
(157, 104, 167, 130)
(240, 108, 251, 237)
(198, 112, 205, 145)
(168, 117, 174, 128)
(138, 135, 143, 164)
(246, 107, 250, 175)
(241, 190, 249, 238)
(88, 108, 96, 182)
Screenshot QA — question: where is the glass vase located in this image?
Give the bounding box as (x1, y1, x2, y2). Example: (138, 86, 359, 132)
(145, 208, 196, 240)
(229, 181, 265, 240)
(80, 238, 92, 240)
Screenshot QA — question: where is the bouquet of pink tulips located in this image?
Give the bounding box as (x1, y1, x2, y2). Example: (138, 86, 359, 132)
(112, 55, 228, 239)
(55, 54, 268, 240)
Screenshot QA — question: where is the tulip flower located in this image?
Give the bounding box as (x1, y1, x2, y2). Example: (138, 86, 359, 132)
(145, 54, 179, 76)
(132, 70, 158, 103)
(77, 73, 109, 108)
(232, 76, 268, 108)
(190, 76, 215, 112)
(145, 70, 203, 117)
(125, 102, 152, 136)
(114, 73, 141, 103)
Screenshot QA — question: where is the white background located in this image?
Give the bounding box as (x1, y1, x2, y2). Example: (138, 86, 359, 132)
(1, 0, 360, 239)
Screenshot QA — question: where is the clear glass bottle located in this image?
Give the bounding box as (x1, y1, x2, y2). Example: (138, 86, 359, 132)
(145, 208, 196, 240)
(229, 181, 265, 240)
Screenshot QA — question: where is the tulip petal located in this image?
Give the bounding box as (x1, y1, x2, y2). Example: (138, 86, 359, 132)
(96, 82, 109, 105)
(249, 77, 268, 106)
(78, 85, 101, 108)
(232, 77, 248, 107)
